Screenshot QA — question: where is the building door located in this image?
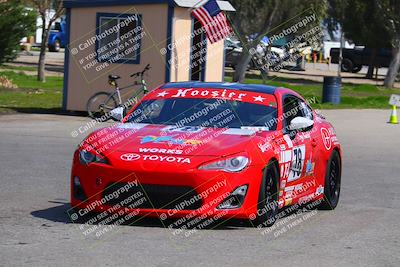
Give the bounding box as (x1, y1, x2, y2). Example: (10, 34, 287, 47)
(190, 17, 207, 81)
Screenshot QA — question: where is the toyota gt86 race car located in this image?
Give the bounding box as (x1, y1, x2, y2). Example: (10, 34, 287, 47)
(70, 82, 341, 226)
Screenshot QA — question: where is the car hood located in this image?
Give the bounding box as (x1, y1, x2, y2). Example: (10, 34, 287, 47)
(84, 123, 269, 157)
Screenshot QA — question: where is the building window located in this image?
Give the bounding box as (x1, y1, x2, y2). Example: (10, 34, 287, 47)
(96, 13, 142, 64)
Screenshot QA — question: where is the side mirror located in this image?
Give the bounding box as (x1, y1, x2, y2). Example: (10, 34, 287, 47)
(288, 117, 314, 131)
(110, 107, 124, 122)
(54, 22, 62, 31)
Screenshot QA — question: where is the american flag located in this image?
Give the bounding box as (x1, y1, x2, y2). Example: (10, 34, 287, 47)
(191, 0, 233, 44)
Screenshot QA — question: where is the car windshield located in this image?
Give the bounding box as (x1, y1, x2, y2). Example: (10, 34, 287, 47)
(125, 97, 278, 130)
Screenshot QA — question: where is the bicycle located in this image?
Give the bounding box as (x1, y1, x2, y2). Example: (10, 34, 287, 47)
(86, 64, 151, 121)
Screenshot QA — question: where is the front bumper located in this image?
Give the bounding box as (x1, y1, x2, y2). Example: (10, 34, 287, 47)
(70, 153, 264, 222)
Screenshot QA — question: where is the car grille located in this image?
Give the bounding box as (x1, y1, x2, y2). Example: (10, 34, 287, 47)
(102, 183, 202, 210)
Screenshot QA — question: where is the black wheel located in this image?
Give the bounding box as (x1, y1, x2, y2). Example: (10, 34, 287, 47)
(254, 161, 279, 227)
(341, 58, 353, 72)
(87, 91, 118, 121)
(49, 39, 60, 52)
(352, 65, 362, 73)
(318, 150, 341, 210)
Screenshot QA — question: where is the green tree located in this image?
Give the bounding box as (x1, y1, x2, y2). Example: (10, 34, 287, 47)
(228, 0, 327, 82)
(25, 0, 63, 82)
(328, 0, 392, 78)
(380, 0, 400, 88)
(0, 1, 36, 64)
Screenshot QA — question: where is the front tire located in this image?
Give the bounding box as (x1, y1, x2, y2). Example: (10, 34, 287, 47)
(341, 58, 353, 72)
(352, 64, 362, 73)
(49, 39, 61, 52)
(87, 92, 118, 121)
(254, 161, 279, 227)
(318, 150, 341, 210)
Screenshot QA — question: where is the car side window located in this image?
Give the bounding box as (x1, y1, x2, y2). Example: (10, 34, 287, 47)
(142, 100, 164, 120)
(283, 96, 303, 131)
(299, 101, 313, 120)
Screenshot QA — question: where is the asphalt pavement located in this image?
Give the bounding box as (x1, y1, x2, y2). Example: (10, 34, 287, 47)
(0, 110, 399, 267)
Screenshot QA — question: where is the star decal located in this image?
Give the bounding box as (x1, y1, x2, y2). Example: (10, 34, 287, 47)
(157, 91, 169, 97)
(253, 95, 266, 102)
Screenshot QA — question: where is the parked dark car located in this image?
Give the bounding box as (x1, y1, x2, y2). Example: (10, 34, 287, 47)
(48, 20, 67, 52)
(330, 47, 392, 73)
(224, 39, 282, 71)
(224, 39, 256, 69)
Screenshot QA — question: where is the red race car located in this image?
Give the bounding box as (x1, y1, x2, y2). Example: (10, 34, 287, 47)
(70, 82, 341, 227)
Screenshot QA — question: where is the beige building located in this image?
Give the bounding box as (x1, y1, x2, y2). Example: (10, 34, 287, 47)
(63, 0, 235, 111)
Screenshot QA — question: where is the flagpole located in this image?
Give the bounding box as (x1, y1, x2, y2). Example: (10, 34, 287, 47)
(188, 0, 209, 12)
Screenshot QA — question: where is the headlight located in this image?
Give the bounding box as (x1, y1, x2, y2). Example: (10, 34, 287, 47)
(199, 156, 249, 172)
(79, 149, 108, 165)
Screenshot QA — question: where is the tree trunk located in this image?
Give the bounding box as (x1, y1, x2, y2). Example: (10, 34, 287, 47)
(232, 0, 279, 83)
(338, 31, 343, 78)
(366, 48, 377, 79)
(38, 17, 48, 82)
(232, 45, 254, 83)
(384, 39, 400, 88)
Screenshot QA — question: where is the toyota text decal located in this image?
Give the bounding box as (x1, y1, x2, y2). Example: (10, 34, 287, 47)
(120, 153, 191, 164)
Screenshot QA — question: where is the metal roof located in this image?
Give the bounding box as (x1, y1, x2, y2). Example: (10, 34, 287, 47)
(64, 0, 235, 11)
(160, 82, 277, 95)
(174, 0, 235, 11)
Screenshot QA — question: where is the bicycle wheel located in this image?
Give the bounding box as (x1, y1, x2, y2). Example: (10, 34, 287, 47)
(86, 92, 118, 121)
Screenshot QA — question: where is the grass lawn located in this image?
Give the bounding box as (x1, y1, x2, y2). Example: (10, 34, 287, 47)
(225, 74, 399, 109)
(0, 68, 398, 114)
(0, 70, 63, 113)
(0, 65, 38, 72)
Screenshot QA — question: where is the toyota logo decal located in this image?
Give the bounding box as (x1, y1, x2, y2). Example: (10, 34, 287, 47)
(320, 128, 332, 150)
(120, 153, 141, 161)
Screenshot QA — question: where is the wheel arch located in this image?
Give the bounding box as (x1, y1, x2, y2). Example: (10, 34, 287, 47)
(264, 157, 279, 174)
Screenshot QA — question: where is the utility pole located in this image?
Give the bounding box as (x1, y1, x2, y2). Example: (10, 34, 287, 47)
(338, 30, 343, 78)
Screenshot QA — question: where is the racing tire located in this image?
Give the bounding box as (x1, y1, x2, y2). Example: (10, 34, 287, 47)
(341, 58, 353, 72)
(318, 150, 341, 210)
(87, 91, 118, 122)
(253, 161, 279, 227)
(49, 39, 61, 52)
(352, 64, 362, 73)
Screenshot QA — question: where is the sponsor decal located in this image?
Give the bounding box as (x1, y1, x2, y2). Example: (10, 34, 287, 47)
(288, 145, 306, 182)
(117, 123, 148, 130)
(241, 126, 269, 131)
(283, 134, 293, 148)
(253, 95, 266, 102)
(305, 160, 315, 176)
(299, 194, 314, 205)
(320, 128, 332, 150)
(315, 185, 324, 196)
(258, 142, 271, 153)
(140, 135, 202, 145)
(120, 153, 191, 164)
(138, 148, 183, 154)
(162, 125, 203, 133)
(222, 128, 256, 136)
(285, 198, 292, 206)
(305, 153, 315, 176)
(294, 184, 303, 191)
(157, 91, 169, 97)
(279, 144, 306, 185)
(120, 153, 141, 161)
(171, 88, 247, 100)
(148, 88, 277, 107)
(298, 132, 311, 142)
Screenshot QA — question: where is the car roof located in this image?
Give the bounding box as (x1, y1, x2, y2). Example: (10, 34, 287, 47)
(160, 82, 277, 95)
